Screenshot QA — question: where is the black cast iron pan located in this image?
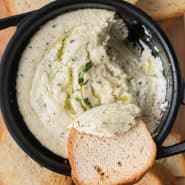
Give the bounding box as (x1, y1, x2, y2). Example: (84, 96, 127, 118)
(0, 0, 185, 176)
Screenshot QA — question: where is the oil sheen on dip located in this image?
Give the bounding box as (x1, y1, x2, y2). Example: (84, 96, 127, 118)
(16, 9, 167, 158)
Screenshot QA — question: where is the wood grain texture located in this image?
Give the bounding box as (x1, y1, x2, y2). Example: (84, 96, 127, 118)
(0, 0, 185, 184)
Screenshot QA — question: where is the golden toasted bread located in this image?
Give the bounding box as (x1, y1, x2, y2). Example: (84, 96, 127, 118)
(137, 0, 185, 21)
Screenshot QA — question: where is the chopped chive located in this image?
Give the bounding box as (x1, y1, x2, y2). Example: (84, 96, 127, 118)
(83, 79, 89, 85)
(78, 75, 89, 86)
(83, 98, 92, 107)
(83, 61, 93, 73)
(78, 76, 84, 85)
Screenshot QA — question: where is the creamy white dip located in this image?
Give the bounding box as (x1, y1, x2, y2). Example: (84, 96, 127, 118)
(16, 9, 167, 158)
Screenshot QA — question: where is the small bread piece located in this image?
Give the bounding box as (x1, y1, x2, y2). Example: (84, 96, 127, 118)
(158, 131, 185, 177)
(4, 0, 55, 14)
(137, 0, 185, 21)
(4, 0, 139, 14)
(134, 162, 175, 185)
(0, 125, 73, 185)
(68, 121, 156, 185)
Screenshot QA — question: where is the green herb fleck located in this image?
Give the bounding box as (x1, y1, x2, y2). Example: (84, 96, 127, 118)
(83, 79, 89, 85)
(83, 61, 93, 73)
(75, 97, 81, 102)
(78, 75, 89, 86)
(57, 83, 61, 86)
(97, 80, 102, 84)
(60, 133, 65, 139)
(72, 57, 77, 62)
(83, 98, 92, 107)
(78, 76, 84, 85)
(70, 40, 75, 43)
(138, 81, 142, 85)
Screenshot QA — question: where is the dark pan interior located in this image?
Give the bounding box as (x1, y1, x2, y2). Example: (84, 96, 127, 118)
(0, 0, 181, 175)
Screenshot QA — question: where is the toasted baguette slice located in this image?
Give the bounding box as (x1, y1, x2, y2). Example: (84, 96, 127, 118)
(137, 0, 185, 21)
(158, 131, 185, 177)
(134, 162, 175, 185)
(4, 0, 54, 14)
(68, 121, 156, 185)
(4, 0, 139, 14)
(0, 120, 73, 185)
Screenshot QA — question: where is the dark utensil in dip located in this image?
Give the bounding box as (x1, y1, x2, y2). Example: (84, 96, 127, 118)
(0, 0, 185, 176)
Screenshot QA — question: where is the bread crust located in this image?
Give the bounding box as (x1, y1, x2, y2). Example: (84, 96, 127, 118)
(4, 0, 138, 15)
(135, 162, 175, 185)
(152, 10, 185, 21)
(137, 0, 185, 21)
(68, 129, 81, 185)
(68, 124, 156, 185)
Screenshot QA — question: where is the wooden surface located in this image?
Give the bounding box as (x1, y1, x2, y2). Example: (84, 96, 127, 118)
(0, 0, 185, 184)
(0, 0, 15, 55)
(0, 1, 73, 184)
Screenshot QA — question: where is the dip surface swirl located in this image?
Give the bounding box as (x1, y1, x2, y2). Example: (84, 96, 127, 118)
(16, 9, 167, 158)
